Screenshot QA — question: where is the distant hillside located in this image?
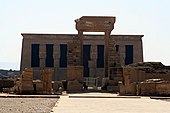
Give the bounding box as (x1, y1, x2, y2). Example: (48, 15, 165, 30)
(0, 69, 20, 78)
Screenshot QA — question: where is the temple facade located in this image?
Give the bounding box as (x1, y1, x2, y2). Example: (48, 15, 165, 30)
(20, 33, 143, 81)
(19, 17, 170, 94)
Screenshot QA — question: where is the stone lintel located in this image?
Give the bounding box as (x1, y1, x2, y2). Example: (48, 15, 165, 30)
(75, 16, 116, 32)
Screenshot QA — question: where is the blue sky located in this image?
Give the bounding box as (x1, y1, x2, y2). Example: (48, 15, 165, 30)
(0, 0, 170, 70)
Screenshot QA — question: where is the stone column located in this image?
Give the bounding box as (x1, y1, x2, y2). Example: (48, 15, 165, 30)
(90, 44, 97, 60)
(89, 44, 97, 77)
(78, 30, 83, 65)
(67, 33, 84, 92)
(53, 44, 60, 68)
(119, 45, 125, 66)
(53, 44, 60, 80)
(39, 44, 46, 68)
(104, 30, 111, 77)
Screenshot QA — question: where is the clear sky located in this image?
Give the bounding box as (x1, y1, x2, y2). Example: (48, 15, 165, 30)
(0, 0, 170, 70)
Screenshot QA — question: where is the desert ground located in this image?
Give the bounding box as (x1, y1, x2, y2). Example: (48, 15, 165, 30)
(0, 98, 58, 113)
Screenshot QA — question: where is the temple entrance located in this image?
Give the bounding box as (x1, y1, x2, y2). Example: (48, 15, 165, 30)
(67, 16, 118, 92)
(83, 77, 109, 91)
(75, 16, 116, 78)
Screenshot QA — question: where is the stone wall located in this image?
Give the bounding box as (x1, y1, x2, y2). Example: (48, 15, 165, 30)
(40, 69, 52, 94)
(123, 62, 170, 85)
(67, 35, 84, 92)
(138, 79, 170, 96)
(120, 83, 136, 95)
(20, 68, 34, 93)
(17, 68, 53, 94)
(67, 66, 83, 82)
(21, 34, 143, 81)
(120, 62, 170, 96)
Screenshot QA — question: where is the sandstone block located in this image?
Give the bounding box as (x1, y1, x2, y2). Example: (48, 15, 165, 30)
(119, 83, 136, 95)
(67, 66, 83, 82)
(67, 80, 83, 91)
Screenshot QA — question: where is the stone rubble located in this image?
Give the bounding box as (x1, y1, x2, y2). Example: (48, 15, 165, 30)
(127, 62, 170, 73)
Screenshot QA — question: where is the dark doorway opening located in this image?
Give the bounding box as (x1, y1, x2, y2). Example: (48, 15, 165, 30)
(60, 44, 67, 68)
(83, 45, 91, 77)
(31, 44, 40, 67)
(97, 45, 104, 68)
(46, 44, 54, 67)
(125, 45, 133, 65)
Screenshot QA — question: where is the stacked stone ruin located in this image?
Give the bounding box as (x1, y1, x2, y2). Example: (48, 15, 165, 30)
(120, 62, 170, 96)
(40, 69, 52, 94)
(107, 36, 123, 92)
(20, 68, 33, 93)
(67, 36, 83, 91)
(17, 68, 52, 94)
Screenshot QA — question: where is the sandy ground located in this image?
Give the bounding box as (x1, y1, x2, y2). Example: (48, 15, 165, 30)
(1, 93, 170, 113)
(51, 93, 170, 113)
(0, 98, 58, 113)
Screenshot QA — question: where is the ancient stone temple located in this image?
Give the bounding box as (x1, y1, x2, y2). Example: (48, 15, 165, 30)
(20, 16, 144, 92)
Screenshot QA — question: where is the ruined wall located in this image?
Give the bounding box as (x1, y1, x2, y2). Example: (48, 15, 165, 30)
(40, 69, 52, 94)
(138, 80, 170, 96)
(20, 68, 33, 93)
(120, 83, 136, 95)
(121, 62, 170, 96)
(123, 68, 145, 85)
(145, 73, 170, 81)
(120, 77, 170, 96)
(123, 63, 170, 85)
(18, 68, 53, 94)
(67, 36, 84, 91)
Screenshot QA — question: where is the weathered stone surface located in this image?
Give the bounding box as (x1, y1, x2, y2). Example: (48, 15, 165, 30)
(75, 16, 116, 32)
(138, 79, 170, 96)
(21, 68, 33, 80)
(107, 80, 118, 86)
(123, 67, 138, 85)
(67, 37, 82, 66)
(156, 83, 170, 95)
(20, 34, 144, 81)
(127, 62, 170, 73)
(67, 80, 83, 91)
(139, 83, 156, 95)
(123, 62, 170, 86)
(119, 83, 137, 95)
(40, 69, 52, 93)
(75, 16, 117, 78)
(21, 81, 33, 91)
(67, 66, 83, 91)
(33, 80, 43, 92)
(67, 66, 83, 82)
(17, 68, 53, 94)
(120, 78, 170, 96)
(107, 86, 119, 92)
(20, 68, 34, 93)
